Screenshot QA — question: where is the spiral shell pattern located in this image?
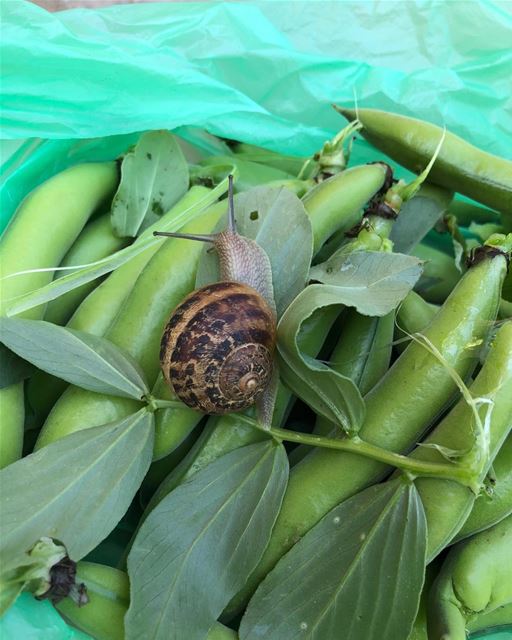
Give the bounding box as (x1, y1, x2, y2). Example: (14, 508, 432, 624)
(160, 281, 276, 414)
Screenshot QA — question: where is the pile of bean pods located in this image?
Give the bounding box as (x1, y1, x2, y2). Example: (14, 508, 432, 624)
(0, 108, 511, 640)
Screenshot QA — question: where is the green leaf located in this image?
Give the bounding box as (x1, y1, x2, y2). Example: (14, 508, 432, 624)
(310, 251, 423, 316)
(277, 285, 365, 433)
(240, 479, 427, 640)
(125, 441, 289, 640)
(3, 179, 228, 318)
(0, 410, 154, 574)
(389, 184, 453, 254)
(111, 131, 189, 238)
(0, 343, 34, 388)
(0, 318, 148, 399)
(196, 186, 313, 316)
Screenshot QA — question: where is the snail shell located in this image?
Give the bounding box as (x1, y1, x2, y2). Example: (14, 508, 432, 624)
(160, 280, 276, 414)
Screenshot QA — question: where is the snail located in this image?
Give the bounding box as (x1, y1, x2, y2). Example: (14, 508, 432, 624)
(153, 176, 277, 425)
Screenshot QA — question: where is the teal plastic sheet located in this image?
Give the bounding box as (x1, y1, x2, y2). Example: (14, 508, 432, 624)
(2, 0, 512, 154)
(1, 1, 512, 638)
(1, 0, 512, 228)
(0, 594, 91, 640)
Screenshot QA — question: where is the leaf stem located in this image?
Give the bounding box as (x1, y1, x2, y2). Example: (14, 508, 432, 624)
(278, 429, 477, 488)
(151, 398, 186, 410)
(235, 414, 477, 489)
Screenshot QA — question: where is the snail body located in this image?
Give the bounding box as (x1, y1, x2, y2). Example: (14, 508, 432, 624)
(154, 176, 277, 420)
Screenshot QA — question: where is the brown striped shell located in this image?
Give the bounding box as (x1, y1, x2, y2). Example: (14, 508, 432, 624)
(160, 281, 276, 414)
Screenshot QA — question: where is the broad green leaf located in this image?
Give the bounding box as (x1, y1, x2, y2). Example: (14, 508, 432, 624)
(0, 343, 34, 388)
(147, 412, 270, 514)
(310, 251, 422, 316)
(3, 179, 229, 318)
(277, 285, 365, 433)
(111, 131, 189, 238)
(196, 186, 313, 316)
(0, 410, 154, 574)
(125, 441, 288, 640)
(389, 184, 453, 254)
(0, 318, 148, 399)
(240, 479, 427, 640)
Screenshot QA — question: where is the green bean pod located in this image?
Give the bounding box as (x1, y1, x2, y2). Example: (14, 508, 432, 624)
(56, 562, 237, 640)
(35, 203, 225, 450)
(412, 321, 512, 560)
(395, 290, 439, 354)
(315, 310, 395, 439)
(427, 514, 512, 640)
(412, 243, 461, 304)
(0, 162, 118, 319)
(302, 163, 388, 254)
(408, 564, 512, 640)
(338, 107, 512, 212)
(226, 239, 509, 618)
(0, 384, 24, 469)
(56, 562, 128, 640)
(454, 434, 512, 543)
(0, 162, 118, 462)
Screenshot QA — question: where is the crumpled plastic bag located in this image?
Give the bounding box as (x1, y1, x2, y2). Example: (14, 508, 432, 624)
(1, 2, 511, 638)
(1, 0, 511, 229)
(0, 594, 91, 640)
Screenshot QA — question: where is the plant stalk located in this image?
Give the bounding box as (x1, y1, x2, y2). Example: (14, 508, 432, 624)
(240, 414, 477, 489)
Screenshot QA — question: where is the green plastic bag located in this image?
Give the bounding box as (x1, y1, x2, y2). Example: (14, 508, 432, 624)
(1, 0, 511, 229)
(1, 2, 511, 638)
(0, 594, 91, 640)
